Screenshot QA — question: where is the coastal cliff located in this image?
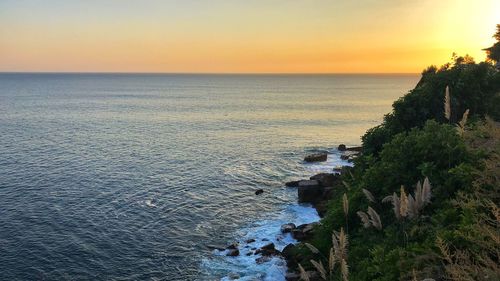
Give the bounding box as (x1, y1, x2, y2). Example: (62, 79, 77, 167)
(283, 51, 500, 281)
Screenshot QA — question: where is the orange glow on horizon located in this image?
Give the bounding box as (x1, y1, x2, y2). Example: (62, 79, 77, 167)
(1, 0, 499, 73)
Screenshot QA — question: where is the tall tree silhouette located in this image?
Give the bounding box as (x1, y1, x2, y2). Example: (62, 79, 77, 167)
(484, 24, 500, 63)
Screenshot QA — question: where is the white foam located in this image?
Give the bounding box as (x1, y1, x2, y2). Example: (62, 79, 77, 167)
(303, 151, 353, 174)
(199, 150, 352, 280)
(145, 199, 157, 208)
(200, 204, 320, 280)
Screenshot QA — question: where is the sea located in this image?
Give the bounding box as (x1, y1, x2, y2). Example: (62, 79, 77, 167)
(0, 73, 419, 280)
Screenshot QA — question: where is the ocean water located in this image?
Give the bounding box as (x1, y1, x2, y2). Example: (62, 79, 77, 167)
(0, 73, 418, 280)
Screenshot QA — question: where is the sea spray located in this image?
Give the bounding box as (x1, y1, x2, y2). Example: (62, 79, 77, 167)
(200, 151, 352, 280)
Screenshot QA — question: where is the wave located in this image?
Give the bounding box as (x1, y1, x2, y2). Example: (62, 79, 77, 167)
(199, 151, 349, 280)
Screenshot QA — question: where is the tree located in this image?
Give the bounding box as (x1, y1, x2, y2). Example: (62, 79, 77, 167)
(484, 24, 500, 62)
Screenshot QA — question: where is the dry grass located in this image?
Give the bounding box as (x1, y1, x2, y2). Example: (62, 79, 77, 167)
(367, 207, 383, 230)
(356, 210, 371, 228)
(457, 109, 470, 136)
(343, 193, 349, 217)
(362, 188, 376, 203)
(302, 227, 349, 281)
(383, 179, 432, 220)
(445, 86, 451, 121)
(298, 263, 310, 281)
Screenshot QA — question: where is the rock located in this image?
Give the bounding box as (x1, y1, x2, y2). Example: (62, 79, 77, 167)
(227, 273, 240, 280)
(315, 200, 329, 217)
(280, 223, 296, 233)
(292, 223, 319, 241)
(333, 166, 343, 174)
(298, 180, 320, 187)
(245, 238, 255, 244)
(281, 243, 296, 260)
(226, 243, 238, 250)
(298, 180, 323, 203)
(285, 180, 300, 187)
(227, 249, 239, 256)
(255, 243, 279, 256)
(256, 256, 272, 264)
(262, 238, 269, 241)
(322, 186, 335, 198)
(261, 242, 276, 251)
(255, 189, 264, 195)
(346, 146, 362, 152)
(310, 173, 338, 187)
(246, 252, 253, 256)
(304, 153, 327, 162)
(340, 154, 349, 160)
(338, 144, 347, 151)
(299, 223, 318, 233)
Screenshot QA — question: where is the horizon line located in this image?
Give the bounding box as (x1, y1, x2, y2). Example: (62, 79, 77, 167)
(0, 71, 420, 75)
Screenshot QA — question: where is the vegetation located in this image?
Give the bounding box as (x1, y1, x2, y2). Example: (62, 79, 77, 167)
(484, 24, 500, 63)
(296, 26, 500, 280)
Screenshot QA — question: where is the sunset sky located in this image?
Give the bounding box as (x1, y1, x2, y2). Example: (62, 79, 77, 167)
(1, 0, 499, 73)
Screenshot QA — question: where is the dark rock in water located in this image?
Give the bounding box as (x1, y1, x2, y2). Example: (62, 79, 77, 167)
(315, 200, 330, 218)
(346, 146, 363, 152)
(245, 238, 255, 244)
(333, 166, 343, 174)
(256, 256, 272, 264)
(255, 189, 264, 195)
(338, 144, 347, 151)
(255, 243, 279, 256)
(315, 186, 337, 217)
(227, 249, 239, 256)
(246, 252, 253, 256)
(226, 243, 238, 250)
(298, 180, 320, 187)
(281, 244, 296, 260)
(262, 238, 269, 241)
(304, 153, 327, 162)
(310, 173, 338, 187)
(228, 273, 240, 280)
(261, 242, 276, 251)
(280, 223, 296, 233)
(322, 186, 335, 199)
(285, 180, 300, 187)
(340, 154, 350, 160)
(298, 222, 318, 233)
(292, 222, 319, 241)
(298, 180, 323, 203)
(282, 244, 300, 271)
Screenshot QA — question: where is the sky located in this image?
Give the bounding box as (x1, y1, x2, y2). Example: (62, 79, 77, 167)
(0, 0, 499, 73)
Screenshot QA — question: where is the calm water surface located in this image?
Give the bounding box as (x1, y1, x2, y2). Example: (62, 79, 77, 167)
(0, 74, 418, 280)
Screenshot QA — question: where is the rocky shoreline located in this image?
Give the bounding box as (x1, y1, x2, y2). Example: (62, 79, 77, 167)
(210, 144, 362, 280)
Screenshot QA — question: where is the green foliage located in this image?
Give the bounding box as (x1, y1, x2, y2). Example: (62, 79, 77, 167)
(307, 120, 496, 280)
(433, 119, 500, 281)
(298, 27, 500, 281)
(362, 121, 469, 201)
(362, 56, 500, 155)
(484, 24, 500, 62)
(299, 59, 500, 281)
